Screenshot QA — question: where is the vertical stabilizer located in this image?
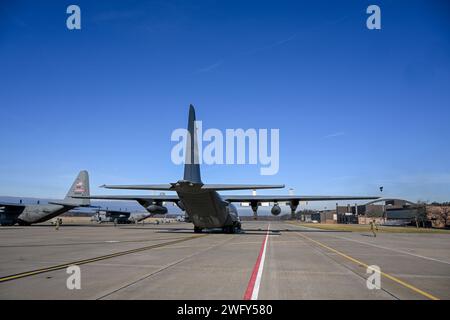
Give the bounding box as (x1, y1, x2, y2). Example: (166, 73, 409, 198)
(183, 105, 202, 183)
(64, 170, 90, 206)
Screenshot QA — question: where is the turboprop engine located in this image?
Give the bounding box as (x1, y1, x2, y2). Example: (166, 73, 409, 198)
(146, 205, 168, 215)
(271, 204, 281, 216)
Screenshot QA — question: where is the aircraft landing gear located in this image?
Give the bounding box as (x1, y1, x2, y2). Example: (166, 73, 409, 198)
(194, 226, 203, 233)
(222, 226, 233, 234)
(223, 223, 241, 234)
(1, 223, 14, 226)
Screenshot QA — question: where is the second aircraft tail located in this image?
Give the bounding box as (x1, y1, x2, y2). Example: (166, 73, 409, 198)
(63, 170, 91, 206)
(183, 104, 202, 184)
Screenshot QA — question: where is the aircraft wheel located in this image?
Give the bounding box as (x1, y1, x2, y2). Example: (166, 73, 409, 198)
(223, 226, 236, 234)
(2, 222, 15, 226)
(194, 226, 203, 233)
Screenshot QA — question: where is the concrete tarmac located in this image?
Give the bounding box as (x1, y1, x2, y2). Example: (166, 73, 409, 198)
(0, 221, 449, 300)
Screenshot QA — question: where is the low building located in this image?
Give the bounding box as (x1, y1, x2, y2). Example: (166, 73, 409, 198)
(316, 199, 423, 226)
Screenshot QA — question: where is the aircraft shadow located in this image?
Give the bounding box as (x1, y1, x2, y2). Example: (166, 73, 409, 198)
(152, 230, 280, 235)
(6, 225, 351, 234)
(360, 233, 376, 237)
(143, 228, 348, 235)
(244, 228, 350, 233)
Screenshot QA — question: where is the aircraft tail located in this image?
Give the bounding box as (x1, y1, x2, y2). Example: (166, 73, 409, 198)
(183, 104, 202, 183)
(64, 170, 90, 206)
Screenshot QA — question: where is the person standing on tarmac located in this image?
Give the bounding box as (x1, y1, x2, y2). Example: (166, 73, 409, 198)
(370, 219, 378, 237)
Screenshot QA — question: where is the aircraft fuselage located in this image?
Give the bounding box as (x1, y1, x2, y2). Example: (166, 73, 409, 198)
(1, 204, 74, 226)
(174, 181, 240, 230)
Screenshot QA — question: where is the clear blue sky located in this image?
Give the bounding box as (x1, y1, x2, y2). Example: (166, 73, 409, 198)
(1, 0, 449, 205)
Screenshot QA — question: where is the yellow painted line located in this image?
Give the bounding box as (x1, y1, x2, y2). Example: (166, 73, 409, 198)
(296, 232, 440, 300)
(0, 235, 205, 283)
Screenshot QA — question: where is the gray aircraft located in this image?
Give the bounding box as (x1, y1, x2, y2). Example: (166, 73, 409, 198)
(77, 106, 379, 233)
(0, 171, 90, 226)
(91, 209, 151, 224)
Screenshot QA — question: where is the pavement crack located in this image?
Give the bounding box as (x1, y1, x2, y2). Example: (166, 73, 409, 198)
(0, 235, 204, 284)
(96, 235, 236, 300)
(294, 232, 400, 300)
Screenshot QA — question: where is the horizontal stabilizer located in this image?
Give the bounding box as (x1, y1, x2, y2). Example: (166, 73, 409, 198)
(48, 201, 82, 207)
(201, 184, 285, 191)
(100, 184, 174, 191)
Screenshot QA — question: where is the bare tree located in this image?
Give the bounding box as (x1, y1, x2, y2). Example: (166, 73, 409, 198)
(413, 203, 427, 228)
(439, 206, 450, 228)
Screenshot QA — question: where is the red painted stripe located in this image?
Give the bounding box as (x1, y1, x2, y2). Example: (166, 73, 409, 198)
(243, 226, 269, 300)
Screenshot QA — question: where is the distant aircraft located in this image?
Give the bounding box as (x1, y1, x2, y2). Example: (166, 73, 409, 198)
(77, 106, 379, 233)
(0, 171, 90, 226)
(175, 215, 186, 222)
(91, 209, 131, 224)
(91, 209, 151, 224)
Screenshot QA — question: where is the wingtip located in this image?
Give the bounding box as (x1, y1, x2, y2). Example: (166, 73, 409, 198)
(99, 184, 106, 188)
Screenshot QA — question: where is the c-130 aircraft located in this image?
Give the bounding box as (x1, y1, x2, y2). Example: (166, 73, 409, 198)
(77, 106, 378, 233)
(0, 171, 90, 226)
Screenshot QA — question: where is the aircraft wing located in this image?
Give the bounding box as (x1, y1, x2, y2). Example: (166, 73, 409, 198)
(0, 203, 26, 221)
(74, 195, 379, 203)
(0, 202, 26, 209)
(73, 195, 180, 202)
(222, 195, 380, 203)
